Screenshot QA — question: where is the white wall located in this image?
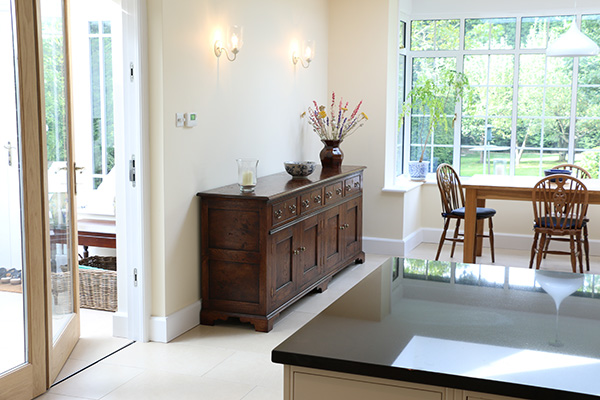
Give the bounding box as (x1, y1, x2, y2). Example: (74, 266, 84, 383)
(147, 0, 328, 317)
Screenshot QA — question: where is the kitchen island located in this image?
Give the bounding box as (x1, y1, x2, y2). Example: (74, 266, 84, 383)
(272, 258, 600, 399)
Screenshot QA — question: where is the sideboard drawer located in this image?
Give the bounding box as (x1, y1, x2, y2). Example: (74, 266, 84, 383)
(272, 197, 299, 227)
(324, 181, 344, 205)
(300, 188, 323, 215)
(344, 175, 362, 196)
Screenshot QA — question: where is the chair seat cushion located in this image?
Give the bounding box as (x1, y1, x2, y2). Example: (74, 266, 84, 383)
(535, 217, 587, 229)
(446, 207, 496, 219)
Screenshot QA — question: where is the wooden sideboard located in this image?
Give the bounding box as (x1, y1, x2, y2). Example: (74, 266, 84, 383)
(196, 165, 365, 332)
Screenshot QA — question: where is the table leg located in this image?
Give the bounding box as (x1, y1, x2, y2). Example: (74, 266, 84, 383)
(463, 189, 478, 263)
(476, 199, 486, 256)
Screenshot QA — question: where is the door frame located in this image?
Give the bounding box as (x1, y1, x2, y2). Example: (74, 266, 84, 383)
(0, 0, 47, 398)
(116, 0, 151, 342)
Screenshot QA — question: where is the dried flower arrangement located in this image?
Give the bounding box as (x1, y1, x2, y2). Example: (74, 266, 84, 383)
(303, 92, 368, 142)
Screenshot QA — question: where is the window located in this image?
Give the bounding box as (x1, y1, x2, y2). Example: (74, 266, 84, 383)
(89, 20, 114, 189)
(399, 14, 600, 180)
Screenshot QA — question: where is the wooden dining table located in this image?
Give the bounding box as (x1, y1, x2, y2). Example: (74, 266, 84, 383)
(461, 174, 600, 263)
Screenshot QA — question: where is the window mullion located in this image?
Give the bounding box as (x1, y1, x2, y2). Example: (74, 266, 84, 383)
(568, 17, 581, 164)
(509, 17, 522, 176)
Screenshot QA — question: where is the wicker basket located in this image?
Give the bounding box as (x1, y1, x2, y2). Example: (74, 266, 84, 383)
(78, 256, 117, 312)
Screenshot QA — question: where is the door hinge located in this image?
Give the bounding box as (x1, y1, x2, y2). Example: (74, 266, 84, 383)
(134, 268, 138, 287)
(130, 62, 134, 82)
(129, 155, 136, 187)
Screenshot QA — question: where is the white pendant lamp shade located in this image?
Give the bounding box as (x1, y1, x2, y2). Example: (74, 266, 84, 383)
(547, 22, 599, 57)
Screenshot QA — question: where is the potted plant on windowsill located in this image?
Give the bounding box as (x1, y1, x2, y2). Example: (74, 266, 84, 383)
(401, 69, 473, 181)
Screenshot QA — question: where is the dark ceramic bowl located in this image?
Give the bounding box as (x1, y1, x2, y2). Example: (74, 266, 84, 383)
(544, 169, 572, 182)
(284, 161, 316, 178)
(544, 169, 572, 177)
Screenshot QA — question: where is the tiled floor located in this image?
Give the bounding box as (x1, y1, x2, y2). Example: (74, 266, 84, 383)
(36, 244, 599, 399)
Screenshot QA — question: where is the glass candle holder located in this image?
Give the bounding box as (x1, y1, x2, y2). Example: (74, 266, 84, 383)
(237, 158, 258, 193)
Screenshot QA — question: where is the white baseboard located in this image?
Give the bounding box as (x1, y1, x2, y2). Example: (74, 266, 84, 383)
(149, 300, 201, 343)
(364, 229, 600, 257)
(112, 311, 129, 338)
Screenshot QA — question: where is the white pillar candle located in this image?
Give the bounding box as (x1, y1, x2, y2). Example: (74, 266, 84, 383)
(242, 170, 254, 186)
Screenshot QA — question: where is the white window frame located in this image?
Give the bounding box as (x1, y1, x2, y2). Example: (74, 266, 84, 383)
(396, 13, 600, 183)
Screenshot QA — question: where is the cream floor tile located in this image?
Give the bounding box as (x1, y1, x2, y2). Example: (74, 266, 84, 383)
(67, 336, 132, 363)
(171, 309, 316, 354)
(100, 370, 254, 400)
(54, 358, 93, 383)
(34, 393, 90, 400)
(100, 341, 235, 376)
(48, 363, 143, 399)
(202, 350, 283, 390)
(241, 385, 283, 400)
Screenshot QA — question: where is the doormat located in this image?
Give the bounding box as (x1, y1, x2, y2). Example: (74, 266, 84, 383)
(0, 283, 23, 294)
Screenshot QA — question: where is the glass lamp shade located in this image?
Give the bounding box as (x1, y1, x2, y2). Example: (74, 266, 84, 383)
(546, 22, 600, 57)
(228, 25, 243, 53)
(303, 40, 315, 62)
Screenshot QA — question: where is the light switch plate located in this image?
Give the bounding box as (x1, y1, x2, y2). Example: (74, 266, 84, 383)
(175, 113, 184, 127)
(185, 112, 198, 127)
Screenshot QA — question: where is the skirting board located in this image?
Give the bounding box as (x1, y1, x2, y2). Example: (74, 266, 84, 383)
(364, 229, 600, 257)
(149, 300, 201, 343)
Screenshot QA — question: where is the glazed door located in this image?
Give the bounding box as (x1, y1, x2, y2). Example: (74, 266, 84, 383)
(41, 0, 81, 383)
(0, 0, 48, 398)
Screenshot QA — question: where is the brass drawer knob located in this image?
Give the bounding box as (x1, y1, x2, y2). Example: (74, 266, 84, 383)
(346, 184, 352, 191)
(289, 204, 297, 213)
(275, 209, 283, 219)
(302, 200, 310, 208)
(326, 192, 333, 199)
(314, 195, 322, 203)
(336, 188, 343, 196)
(354, 181, 360, 188)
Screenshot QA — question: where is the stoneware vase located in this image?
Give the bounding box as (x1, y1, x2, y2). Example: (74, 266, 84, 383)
(320, 140, 344, 169)
(408, 160, 429, 181)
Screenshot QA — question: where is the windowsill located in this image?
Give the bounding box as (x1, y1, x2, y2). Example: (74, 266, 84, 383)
(382, 174, 436, 192)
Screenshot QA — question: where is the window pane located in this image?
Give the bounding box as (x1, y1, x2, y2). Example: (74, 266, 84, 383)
(435, 19, 460, 50)
(546, 57, 573, 85)
(465, 19, 489, 50)
(547, 15, 571, 44)
(103, 37, 114, 173)
(545, 87, 571, 117)
(90, 36, 102, 175)
(489, 55, 514, 85)
(488, 87, 512, 117)
(487, 118, 512, 147)
(490, 18, 516, 50)
(102, 20, 111, 34)
(411, 20, 434, 51)
(575, 149, 600, 178)
(520, 17, 548, 49)
(515, 149, 542, 176)
(433, 147, 452, 169)
(432, 116, 454, 145)
(516, 118, 541, 150)
(519, 54, 545, 85)
(575, 119, 600, 149)
(464, 55, 488, 86)
(88, 20, 98, 34)
(577, 87, 600, 117)
(518, 87, 544, 116)
(543, 118, 570, 149)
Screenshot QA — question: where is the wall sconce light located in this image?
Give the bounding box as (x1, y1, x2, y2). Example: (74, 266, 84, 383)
(292, 40, 315, 68)
(214, 25, 243, 61)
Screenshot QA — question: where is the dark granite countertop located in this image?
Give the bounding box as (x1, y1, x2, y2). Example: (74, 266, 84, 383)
(272, 258, 600, 399)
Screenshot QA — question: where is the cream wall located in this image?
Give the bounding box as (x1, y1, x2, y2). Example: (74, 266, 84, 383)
(147, 0, 328, 317)
(147, 0, 600, 322)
